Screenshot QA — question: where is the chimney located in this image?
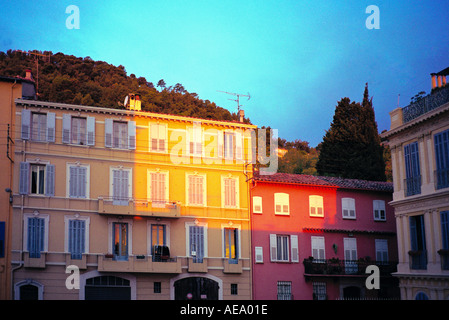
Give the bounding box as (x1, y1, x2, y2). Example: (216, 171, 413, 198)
(25, 69, 33, 80)
(238, 109, 245, 122)
(431, 73, 437, 89)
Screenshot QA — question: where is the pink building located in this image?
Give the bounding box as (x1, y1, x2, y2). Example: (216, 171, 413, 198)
(250, 172, 399, 300)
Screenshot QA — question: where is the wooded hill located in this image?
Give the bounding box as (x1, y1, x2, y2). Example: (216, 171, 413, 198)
(0, 50, 247, 123)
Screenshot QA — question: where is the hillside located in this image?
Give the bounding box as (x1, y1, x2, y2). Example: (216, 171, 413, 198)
(0, 49, 248, 123)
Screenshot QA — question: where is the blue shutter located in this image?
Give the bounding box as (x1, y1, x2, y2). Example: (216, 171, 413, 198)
(435, 130, 449, 189)
(409, 216, 418, 251)
(0, 221, 5, 258)
(28, 217, 44, 258)
(62, 114, 71, 144)
(19, 162, 30, 195)
(189, 226, 204, 263)
(45, 164, 55, 196)
(21, 109, 31, 140)
(69, 220, 85, 260)
(441, 211, 449, 250)
(46, 112, 56, 142)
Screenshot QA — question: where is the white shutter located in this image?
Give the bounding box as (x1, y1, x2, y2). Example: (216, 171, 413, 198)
(235, 130, 243, 160)
(290, 235, 299, 262)
(86, 116, 95, 146)
(270, 234, 277, 261)
(62, 114, 71, 144)
(128, 121, 136, 150)
(104, 119, 113, 147)
(217, 131, 223, 158)
(255, 246, 263, 263)
(21, 109, 31, 140)
(46, 112, 55, 142)
(159, 124, 167, 152)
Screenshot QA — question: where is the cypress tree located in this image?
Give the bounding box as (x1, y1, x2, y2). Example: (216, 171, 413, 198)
(316, 84, 386, 181)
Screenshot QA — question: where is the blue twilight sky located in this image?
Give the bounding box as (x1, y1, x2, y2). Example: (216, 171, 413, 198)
(1, 0, 448, 147)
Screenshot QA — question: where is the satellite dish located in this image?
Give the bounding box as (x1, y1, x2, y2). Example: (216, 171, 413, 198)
(124, 95, 129, 107)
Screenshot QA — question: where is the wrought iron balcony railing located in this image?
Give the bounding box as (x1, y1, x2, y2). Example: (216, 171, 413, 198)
(402, 85, 449, 123)
(303, 258, 398, 276)
(404, 175, 421, 196)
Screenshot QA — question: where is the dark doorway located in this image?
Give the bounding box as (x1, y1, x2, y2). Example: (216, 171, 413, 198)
(85, 275, 131, 300)
(19, 284, 39, 300)
(174, 277, 219, 300)
(343, 286, 361, 299)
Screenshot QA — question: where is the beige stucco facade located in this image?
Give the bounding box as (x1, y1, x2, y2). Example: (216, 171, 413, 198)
(9, 98, 256, 300)
(381, 80, 449, 300)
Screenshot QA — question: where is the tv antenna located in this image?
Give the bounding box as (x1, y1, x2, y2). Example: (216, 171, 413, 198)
(16, 50, 51, 96)
(217, 90, 250, 111)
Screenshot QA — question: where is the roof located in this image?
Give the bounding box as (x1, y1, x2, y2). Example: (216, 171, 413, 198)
(434, 67, 449, 76)
(0, 75, 35, 84)
(254, 172, 393, 192)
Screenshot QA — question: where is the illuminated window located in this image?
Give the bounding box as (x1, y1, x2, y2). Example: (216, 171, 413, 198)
(186, 174, 206, 206)
(309, 195, 324, 217)
(188, 123, 203, 156)
(223, 227, 239, 264)
(274, 193, 289, 215)
(342, 198, 356, 219)
(150, 123, 167, 153)
(148, 170, 169, 207)
(252, 196, 262, 213)
(113, 222, 128, 261)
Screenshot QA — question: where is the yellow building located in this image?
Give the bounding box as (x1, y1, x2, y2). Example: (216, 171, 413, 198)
(381, 69, 449, 300)
(9, 96, 256, 300)
(0, 71, 36, 300)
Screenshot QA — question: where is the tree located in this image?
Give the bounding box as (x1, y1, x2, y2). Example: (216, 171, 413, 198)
(316, 84, 386, 181)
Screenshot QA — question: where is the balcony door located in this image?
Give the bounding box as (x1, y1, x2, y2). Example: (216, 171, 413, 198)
(113, 222, 128, 261)
(189, 226, 204, 263)
(344, 238, 357, 274)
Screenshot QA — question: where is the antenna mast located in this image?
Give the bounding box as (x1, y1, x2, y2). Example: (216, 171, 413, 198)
(16, 50, 51, 95)
(217, 90, 250, 111)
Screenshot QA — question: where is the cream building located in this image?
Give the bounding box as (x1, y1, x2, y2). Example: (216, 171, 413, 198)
(9, 96, 256, 300)
(381, 68, 449, 300)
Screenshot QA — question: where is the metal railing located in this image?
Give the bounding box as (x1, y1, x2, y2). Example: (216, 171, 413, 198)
(409, 250, 427, 270)
(402, 85, 449, 123)
(404, 175, 421, 196)
(303, 258, 398, 276)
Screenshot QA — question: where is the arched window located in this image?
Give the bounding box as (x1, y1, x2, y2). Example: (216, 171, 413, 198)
(14, 280, 44, 300)
(415, 292, 429, 300)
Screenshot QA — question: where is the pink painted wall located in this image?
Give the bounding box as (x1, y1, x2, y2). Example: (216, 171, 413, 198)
(251, 180, 397, 300)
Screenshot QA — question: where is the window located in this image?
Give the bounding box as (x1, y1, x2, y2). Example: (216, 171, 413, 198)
(26, 217, 45, 258)
(309, 195, 324, 217)
(19, 162, 55, 196)
(21, 110, 55, 142)
(150, 123, 167, 152)
(224, 227, 239, 263)
(187, 223, 207, 263)
(223, 131, 243, 160)
(342, 198, 356, 219)
(186, 174, 206, 206)
(188, 123, 203, 156)
(404, 142, 421, 196)
(313, 282, 327, 300)
(67, 164, 89, 199)
(254, 246, 263, 263)
(375, 239, 388, 263)
(68, 220, 86, 260)
(222, 176, 239, 208)
(104, 119, 136, 150)
(62, 114, 95, 146)
(409, 215, 427, 270)
(231, 284, 238, 295)
(277, 281, 292, 300)
(154, 282, 161, 294)
(311, 236, 325, 261)
(0, 222, 5, 258)
(344, 238, 358, 274)
(373, 200, 386, 221)
(434, 129, 449, 190)
(274, 193, 289, 215)
(253, 196, 262, 213)
(270, 234, 298, 262)
(113, 222, 128, 261)
(111, 167, 132, 205)
(151, 224, 167, 260)
(441, 211, 449, 270)
(148, 170, 168, 207)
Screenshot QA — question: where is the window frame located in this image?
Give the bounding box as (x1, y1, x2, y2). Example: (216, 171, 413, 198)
(311, 236, 326, 261)
(221, 175, 239, 208)
(149, 122, 168, 153)
(274, 193, 289, 215)
(66, 163, 90, 199)
(23, 213, 49, 258)
(342, 197, 356, 219)
(309, 195, 324, 217)
(109, 166, 133, 205)
(252, 196, 262, 214)
(373, 200, 386, 221)
(64, 215, 90, 259)
(221, 223, 241, 263)
(186, 173, 207, 207)
(147, 169, 169, 207)
(107, 218, 133, 261)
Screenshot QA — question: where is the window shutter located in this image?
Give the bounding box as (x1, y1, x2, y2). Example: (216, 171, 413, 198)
(86, 116, 95, 146)
(62, 114, 71, 144)
(46, 112, 55, 142)
(128, 121, 136, 150)
(19, 162, 30, 195)
(235, 130, 243, 160)
(104, 119, 113, 147)
(270, 234, 277, 261)
(21, 109, 31, 140)
(441, 211, 449, 250)
(217, 132, 223, 158)
(45, 164, 55, 196)
(290, 235, 299, 262)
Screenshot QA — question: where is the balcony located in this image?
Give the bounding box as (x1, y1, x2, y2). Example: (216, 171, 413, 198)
(402, 84, 449, 123)
(303, 258, 398, 277)
(409, 250, 427, 270)
(435, 169, 449, 190)
(98, 254, 182, 273)
(404, 176, 421, 197)
(98, 197, 180, 218)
